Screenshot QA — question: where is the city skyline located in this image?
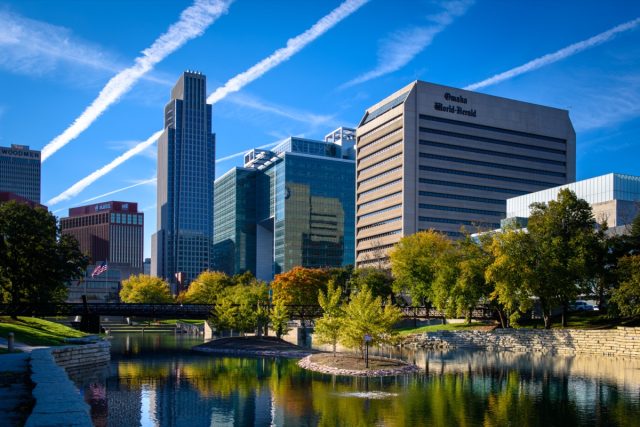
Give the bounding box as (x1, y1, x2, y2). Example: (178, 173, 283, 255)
(1, 0, 639, 257)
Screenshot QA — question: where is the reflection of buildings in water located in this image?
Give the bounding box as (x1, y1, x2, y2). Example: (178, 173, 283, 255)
(405, 349, 640, 393)
(105, 377, 142, 427)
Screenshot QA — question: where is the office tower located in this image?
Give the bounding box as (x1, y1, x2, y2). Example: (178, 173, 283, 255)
(355, 81, 576, 267)
(214, 130, 356, 281)
(152, 71, 215, 288)
(60, 201, 144, 301)
(0, 144, 41, 203)
(505, 173, 640, 234)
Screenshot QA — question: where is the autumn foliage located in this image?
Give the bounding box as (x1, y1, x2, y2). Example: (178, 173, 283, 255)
(270, 267, 330, 306)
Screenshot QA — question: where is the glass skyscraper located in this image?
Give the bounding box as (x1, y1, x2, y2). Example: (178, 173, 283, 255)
(0, 144, 41, 204)
(214, 131, 356, 281)
(152, 71, 215, 288)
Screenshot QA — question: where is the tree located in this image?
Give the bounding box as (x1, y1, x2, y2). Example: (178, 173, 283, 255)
(209, 280, 269, 335)
(181, 270, 234, 304)
(339, 286, 402, 357)
(313, 280, 344, 356)
(0, 202, 88, 317)
(349, 267, 394, 300)
(451, 235, 493, 323)
(119, 274, 173, 303)
(270, 300, 290, 339)
(610, 255, 640, 318)
(270, 266, 329, 306)
(389, 230, 454, 306)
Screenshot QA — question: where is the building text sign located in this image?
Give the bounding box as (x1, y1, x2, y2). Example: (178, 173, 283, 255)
(434, 92, 477, 117)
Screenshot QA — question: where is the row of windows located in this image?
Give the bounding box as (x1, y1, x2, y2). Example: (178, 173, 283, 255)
(357, 204, 402, 221)
(357, 229, 401, 243)
(357, 243, 395, 255)
(419, 216, 500, 229)
(419, 191, 505, 205)
(419, 114, 567, 144)
(359, 141, 402, 164)
(419, 178, 526, 195)
(419, 166, 560, 187)
(418, 228, 464, 237)
(358, 127, 403, 157)
(110, 213, 143, 225)
(362, 92, 409, 125)
(419, 126, 566, 155)
(358, 166, 402, 186)
(358, 153, 402, 175)
(358, 178, 402, 198)
(419, 203, 503, 217)
(419, 140, 566, 166)
(358, 114, 402, 140)
(420, 153, 566, 177)
(358, 216, 402, 231)
(358, 191, 402, 209)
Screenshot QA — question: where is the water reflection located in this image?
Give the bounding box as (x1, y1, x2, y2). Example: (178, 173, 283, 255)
(74, 334, 640, 426)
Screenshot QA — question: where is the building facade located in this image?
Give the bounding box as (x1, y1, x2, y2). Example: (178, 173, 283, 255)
(60, 201, 144, 302)
(505, 173, 640, 234)
(152, 71, 215, 288)
(214, 132, 356, 281)
(355, 81, 576, 267)
(0, 144, 41, 204)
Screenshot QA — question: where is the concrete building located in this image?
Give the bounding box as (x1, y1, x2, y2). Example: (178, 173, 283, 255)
(214, 131, 356, 281)
(355, 81, 576, 267)
(60, 201, 144, 302)
(152, 71, 215, 289)
(505, 173, 640, 234)
(0, 144, 41, 204)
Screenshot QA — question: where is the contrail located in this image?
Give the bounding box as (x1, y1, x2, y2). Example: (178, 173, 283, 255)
(73, 139, 284, 205)
(207, 0, 370, 104)
(48, 0, 367, 205)
(41, 0, 232, 162)
(465, 17, 640, 91)
(47, 130, 163, 205)
(80, 178, 157, 204)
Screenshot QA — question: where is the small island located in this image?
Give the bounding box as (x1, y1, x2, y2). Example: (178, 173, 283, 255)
(299, 353, 419, 377)
(192, 336, 318, 358)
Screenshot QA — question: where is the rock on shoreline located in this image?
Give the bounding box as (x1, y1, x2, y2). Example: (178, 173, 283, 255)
(298, 354, 420, 377)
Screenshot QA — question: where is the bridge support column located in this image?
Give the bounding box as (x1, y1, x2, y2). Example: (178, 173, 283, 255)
(79, 314, 101, 334)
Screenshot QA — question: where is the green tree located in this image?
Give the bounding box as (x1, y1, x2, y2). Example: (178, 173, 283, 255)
(349, 267, 394, 300)
(119, 274, 173, 303)
(270, 299, 290, 339)
(339, 286, 402, 357)
(313, 280, 344, 356)
(182, 270, 234, 304)
(209, 280, 269, 335)
(610, 255, 640, 318)
(389, 230, 454, 306)
(0, 202, 87, 316)
(451, 235, 493, 323)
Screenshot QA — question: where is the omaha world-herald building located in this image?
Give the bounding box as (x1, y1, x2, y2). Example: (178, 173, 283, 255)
(355, 81, 576, 267)
(214, 128, 356, 281)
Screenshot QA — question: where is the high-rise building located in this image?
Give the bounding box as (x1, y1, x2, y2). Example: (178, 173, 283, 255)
(355, 81, 576, 267)
(0, 144, 41, 203)
(152, 71, 215, 288)
(60, 201, 144, 302)
(214, 131, 356, 281)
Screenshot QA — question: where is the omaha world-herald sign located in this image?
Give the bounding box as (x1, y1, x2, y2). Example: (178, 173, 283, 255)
(434, 92, 477, 117)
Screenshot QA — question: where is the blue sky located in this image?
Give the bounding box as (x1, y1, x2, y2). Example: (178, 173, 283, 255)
(1, 0, 639, 258)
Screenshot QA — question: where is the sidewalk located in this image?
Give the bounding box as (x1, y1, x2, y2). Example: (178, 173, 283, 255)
(0, 336, 50, 353)
(0, 349, 33, 427)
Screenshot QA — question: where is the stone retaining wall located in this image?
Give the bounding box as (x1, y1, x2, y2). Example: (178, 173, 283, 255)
(27, 341, 110, 427)
(409, 327, 640, 357)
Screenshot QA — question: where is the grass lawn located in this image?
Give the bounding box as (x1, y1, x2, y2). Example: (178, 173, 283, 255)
(519, 311, 632, 329)
(0, 316, 87, 346)
(396, 321, 492, 336)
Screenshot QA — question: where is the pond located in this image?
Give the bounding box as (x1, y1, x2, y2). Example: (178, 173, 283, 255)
(72, 333, 640, 426)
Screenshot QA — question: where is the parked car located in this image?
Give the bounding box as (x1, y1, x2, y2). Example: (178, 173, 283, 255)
(569, 301, 593, 312)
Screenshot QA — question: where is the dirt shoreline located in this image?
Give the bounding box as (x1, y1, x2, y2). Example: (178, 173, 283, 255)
(298, 353, 420, 377)
(192, 336, 318, 358)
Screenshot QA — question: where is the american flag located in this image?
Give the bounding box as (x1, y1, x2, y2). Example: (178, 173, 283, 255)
(91, 261, 108, 278)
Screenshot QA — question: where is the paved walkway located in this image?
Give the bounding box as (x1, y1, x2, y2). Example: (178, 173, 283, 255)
(0, 337, 49, 353)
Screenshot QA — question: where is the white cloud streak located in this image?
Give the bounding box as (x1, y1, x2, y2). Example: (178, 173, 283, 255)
(80, 178, 157, 204)
(47, 0, 367, 205)
(342, 0, 473, 88)
(216, 140, 283, 163)
(225, 93, 334, 127)
(207, 0, 370, 104)
(40, 0, 232, 162)
(464, 17, 640, 91)
(47, 130, 163, 205)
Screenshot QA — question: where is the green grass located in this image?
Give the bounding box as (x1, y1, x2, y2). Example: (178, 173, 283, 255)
(396, 321, 491, 336)
(518, 311, 619, 330)
(0, 316, 87, 346)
